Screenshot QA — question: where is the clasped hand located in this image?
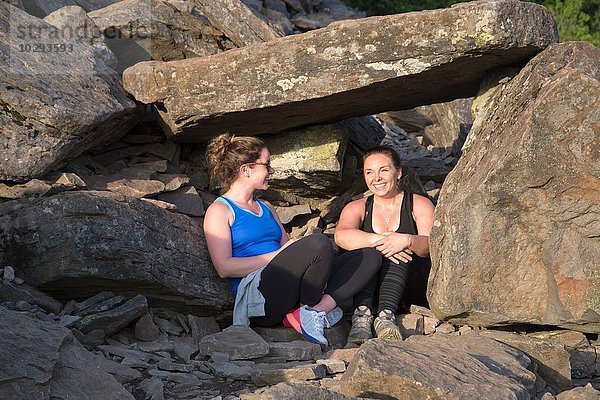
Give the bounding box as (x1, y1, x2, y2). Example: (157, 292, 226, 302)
(372, 232, 413, 265)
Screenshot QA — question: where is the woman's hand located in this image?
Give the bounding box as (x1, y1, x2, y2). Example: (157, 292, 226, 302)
(389, 250, 413, 264)
(372, 232, 413, 264)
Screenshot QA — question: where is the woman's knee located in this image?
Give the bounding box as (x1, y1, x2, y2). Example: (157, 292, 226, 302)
(302, 233, 333, 257)
(361, 247, 383, 268)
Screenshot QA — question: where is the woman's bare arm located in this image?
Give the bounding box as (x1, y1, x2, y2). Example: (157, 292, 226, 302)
(203, 201, 285, 278)
(334, 198, 384, 250)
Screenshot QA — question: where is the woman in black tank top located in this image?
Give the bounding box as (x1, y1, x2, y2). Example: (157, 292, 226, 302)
(335, 145, 435, 343)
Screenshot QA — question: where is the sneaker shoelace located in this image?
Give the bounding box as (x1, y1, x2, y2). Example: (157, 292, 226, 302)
(314, 308, 328, 329)
(352, 311, 372, 329)
(378, 310, 396, 322)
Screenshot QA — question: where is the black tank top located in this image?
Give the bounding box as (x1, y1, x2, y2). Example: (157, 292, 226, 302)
(360, 191, 431, 311)
(360, 191, 418, 235)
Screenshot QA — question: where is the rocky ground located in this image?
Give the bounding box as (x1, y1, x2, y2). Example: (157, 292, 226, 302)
(5, 264, 600, 400)
(1, 0, 598, 399)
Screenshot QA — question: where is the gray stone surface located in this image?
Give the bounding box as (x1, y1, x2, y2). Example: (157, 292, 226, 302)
(76, 291, 115, 313)
(420, 98, 473, 154)
(339, 116, 386, 153)
(275, 204, 312, 225)
(316, 348, 360, 365)
(0, 307, 133, 399)
(0, 2, 142, 181)
(172, 337, 198, 361)
(0, 282, 62, 314)
(135, 312, 161, 342)
(253, 325, 304, 342)
(428, 42, 600, 333)
(316, 358, 346, 374)
(535, 330, 597, 380)
(0, 191, 232, 314)
(157, 185, 205, 217)
(89, 0, 234, 73)
(77, 295, 127, 317)
(5, 0, 76, 17)
(0, 180, 52, 199)
(199, 325, 270, 360)
(542, 384, 600, 400)
(188, 315, 221, 344)
(76, 294, 148, 335)
(193, 0, 282, 47)
(123, 0, 557, 140)
(340, 335, 536, 399)
(262, 125, 349, 198)
(324, 320, 351, 349)
(92, 352, 142, 383)
(211, 361, 253, 381)
(157, 361, 194, 372)
(268, 340, 322, 361)
(43, 5, 117, 69)
(251, 362, 328, 386)
(139, 377, 165, 400)
(2, 265, 15, 282)
(241, 381, 356, 400)
(398, 313, 424, 338)
(480, 330, 572, 393)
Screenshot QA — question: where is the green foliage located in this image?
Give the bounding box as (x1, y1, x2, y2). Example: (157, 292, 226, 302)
(344, 0, 599, 46)
(543, 0, 600, 45)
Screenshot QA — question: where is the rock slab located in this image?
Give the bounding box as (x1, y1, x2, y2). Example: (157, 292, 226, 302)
(0, 191, 232, 314)
(428, 42, 600, 333)
(0, 307, 133, 399)
(341, 335, 536, 399)
(0, 2, 141, 181)
(122, 0, 557, 140)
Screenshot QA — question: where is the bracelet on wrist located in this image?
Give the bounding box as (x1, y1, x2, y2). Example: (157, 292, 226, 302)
(407, 234, 412, 249)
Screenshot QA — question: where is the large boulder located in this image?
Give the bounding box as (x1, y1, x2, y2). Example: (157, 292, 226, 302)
(43, 5, 118, 69)
(10, 0, 122, 16)
(339, 335, 536, 399)
(89, 0, 235, 73)
(193, 0, 283, 46)
(428, 42, 600, 333)
(421, 98, 473, 155)
(0, 3, 142, 181)
(339, 116, 386, 153)
(74, 0, 122, 11)
(0, 307, 133, 399)
(5, 0, 78, 17)
(122, 0, 557, 141)
(263, 124, 349, 198)
(0, 191, 232, 314)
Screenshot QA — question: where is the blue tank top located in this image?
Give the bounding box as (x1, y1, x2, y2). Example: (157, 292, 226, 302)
(215, 196, 282, 294)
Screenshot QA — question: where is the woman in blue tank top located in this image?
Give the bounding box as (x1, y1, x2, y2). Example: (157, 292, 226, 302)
(203, 133, 381, 346)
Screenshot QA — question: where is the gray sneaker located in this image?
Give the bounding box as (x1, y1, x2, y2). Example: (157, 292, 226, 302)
(285, 305, 328, 345)
(347, 306, 373, 345)
(325, 307, 343, 327)
(373, 309, 403, 340)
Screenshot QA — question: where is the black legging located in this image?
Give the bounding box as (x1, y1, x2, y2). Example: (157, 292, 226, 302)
(251, 234, 382, 327)
(355, 255, 430, 314)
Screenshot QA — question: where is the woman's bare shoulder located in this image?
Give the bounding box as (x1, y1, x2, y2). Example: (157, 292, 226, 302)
(412, 193, 434, 206)
(205, 198, 231, 217)
(344, 196, 368, 212)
